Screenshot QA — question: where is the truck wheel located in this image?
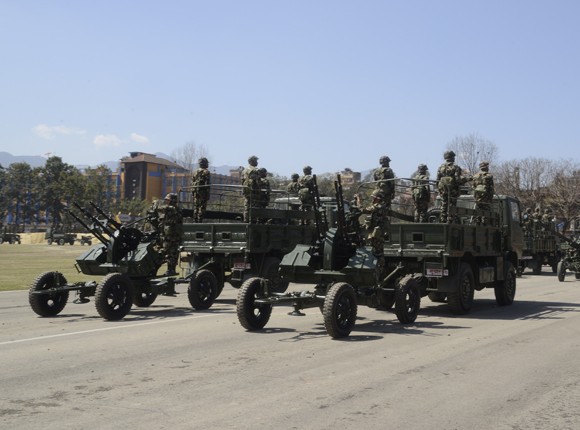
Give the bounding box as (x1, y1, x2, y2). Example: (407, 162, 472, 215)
(575, 273, 580, 280)
(29, 272, 69, 317)
(133, 291, 158, 307)
(58, 238, 65, 246)
(95, 273, 134, 320)
(495, 262, 516, 306)
(188, 269, 218, 310)
(395, 275, 421, 324)
(532, 255, 542, 275)
(261, 256, 289, 293)
(447, 263, 474, 314)
(9, 238, 15, 244)
(0, 238, 3, 244)
(237, 277, 272, 330)
(47, 238, 53, 245)
(428, 292, 447, 303)
(323, 282, 357, 338)
(557, 261, 566, 282)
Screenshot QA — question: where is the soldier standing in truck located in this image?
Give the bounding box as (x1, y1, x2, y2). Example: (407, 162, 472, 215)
(374, 155, 396, 210)
(411, 164, 430, 223)
(472, 161, 494, 225)
(436, 150, 468, 223)
(242, 155, 261, 222)
(191, 157, 211, 223)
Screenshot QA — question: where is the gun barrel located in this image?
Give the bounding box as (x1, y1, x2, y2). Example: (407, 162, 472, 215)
(67, 208, 109, 245)
(90, 202, 122, 230)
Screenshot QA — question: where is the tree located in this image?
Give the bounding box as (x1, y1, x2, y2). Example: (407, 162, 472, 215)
(39, 156, 80, 226)
(83, 165, 114, 211)
(171, 141, 210, 173)
(446, 133, 499, 175)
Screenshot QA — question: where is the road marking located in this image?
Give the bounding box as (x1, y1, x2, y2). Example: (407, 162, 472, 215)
(0, 314, 217, 346)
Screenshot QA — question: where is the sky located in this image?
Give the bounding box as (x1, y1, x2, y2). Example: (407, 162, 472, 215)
(1, 0, 579, 179)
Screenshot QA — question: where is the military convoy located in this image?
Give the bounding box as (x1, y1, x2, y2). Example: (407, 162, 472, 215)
(518, 228, 561, 275)
(236, 177, 523, 338)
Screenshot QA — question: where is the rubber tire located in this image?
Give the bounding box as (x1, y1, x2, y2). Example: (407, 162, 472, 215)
(447, 263, 475, 315)
(29, 271, 69, 317)
(532, 255, 542, 275)
(495, 262, 516, 306)
(58, 238, 65, 246)
(323, 282, 358, 339)
(133, 291, 158, 307)
(395, 275, 421, 324)
(261, 256, 289, 293)
(188, 269, 218, 310)
(575, 273, 580, 280)
(237, 277, 272, 330)
(557, 261, 566, 282)
(95, 273, 134, 320)
(47, 238, 53, 245)
(428, 292, 447, 303)
(0, 238, 3, 244)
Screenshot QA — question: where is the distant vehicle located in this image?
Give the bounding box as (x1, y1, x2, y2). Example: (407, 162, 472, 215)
(45, 227, 76, 245)
(0, 226, 21, 245)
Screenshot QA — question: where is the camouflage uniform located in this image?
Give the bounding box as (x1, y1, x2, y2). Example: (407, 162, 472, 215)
(531, 207, 542, 232)
(287, 173, 300, 195)
(373, 156, 395, 209)
(242, 155, 261, 222)
(472, 161, 494, 225)
(191, 157, 211, 223)
(154, 193, 183, 276)
(436, 150, 467, 223)
(411, 164, 430, 223)
(522, 208, 533, 235)
(358, 190, 388, 283)
(541, 209, 553, 230)
(298, 166, 316, 211)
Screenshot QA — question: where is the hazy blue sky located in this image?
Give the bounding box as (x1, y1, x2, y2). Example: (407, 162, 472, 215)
(1, 0, 579, 178)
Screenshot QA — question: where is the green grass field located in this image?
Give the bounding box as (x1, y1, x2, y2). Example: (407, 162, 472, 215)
(0, 243, 102, 291)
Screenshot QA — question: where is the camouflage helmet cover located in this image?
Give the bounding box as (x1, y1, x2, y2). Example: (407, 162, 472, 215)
(248, 155, 259, 164)
(164, 193, 178, 202)
(303, 165, 312, 174)
(479, 161, 489, 169)
(380, 155, 391, 164)
(291, 173, 299, 180)
(199, 157, 209, 167)
(444, 150, 456, 160)
(418, 163, 427, 171)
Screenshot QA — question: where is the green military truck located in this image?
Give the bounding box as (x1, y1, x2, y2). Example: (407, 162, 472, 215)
(0, 225, 21, 244)
(236, 179, 523, 338)
(518, 227, 560, 275)
(45, 226, 77, 245)
(180, 184, 336, 298)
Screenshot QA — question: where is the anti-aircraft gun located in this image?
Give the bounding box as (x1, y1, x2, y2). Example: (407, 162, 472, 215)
(28, 201, 217, 321)
(554, 231, 580, 281)
(236, 175, 420, 339)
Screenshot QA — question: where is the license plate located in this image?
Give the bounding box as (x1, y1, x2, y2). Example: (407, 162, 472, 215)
(426, 268, 448, 277)
(233, 262, 251, 270)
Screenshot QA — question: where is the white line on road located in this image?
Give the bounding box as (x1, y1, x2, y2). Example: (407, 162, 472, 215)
(0, 313, 217, 346)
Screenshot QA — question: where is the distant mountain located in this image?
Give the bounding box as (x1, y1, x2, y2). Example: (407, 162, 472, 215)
(0, 152, 47, 168)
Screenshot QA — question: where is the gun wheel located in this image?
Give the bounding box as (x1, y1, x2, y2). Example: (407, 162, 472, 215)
(133, 291, 158, 307)
(95, 273, 134, 320)
(29, 272, 69, 317)
(188, 269, 218, 310)
(237, 277, 272, 330)
(395, 275, 421, 324)
(494, 262, 516, 306)
(323, 282, 357, 338)
(557, 261, 566, 282)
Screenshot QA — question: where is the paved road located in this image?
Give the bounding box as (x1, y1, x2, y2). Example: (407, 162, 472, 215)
(2, 271, 580, 430)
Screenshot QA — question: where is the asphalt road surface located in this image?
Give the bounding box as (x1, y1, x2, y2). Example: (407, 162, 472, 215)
(2, 270, 580, 430)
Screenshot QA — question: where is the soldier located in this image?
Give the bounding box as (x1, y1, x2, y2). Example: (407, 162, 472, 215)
(472, 161, 494, 225)
(298, 165, 316, 212)
(531, 207, 542, 232)
(542, 208, 553, 230)
(153, 193, 183, 278)
(411, 164, 430, 223)
(522, 208, 533, 235)
(257, 167, 271, 209)
(436, 150, 468, 223)
(242, 155, 261, 222)
(355, 189, 388, 283)
(287, 173, 300, 195)
(374, 155, 396, 210)
(191, 157, 211, 223)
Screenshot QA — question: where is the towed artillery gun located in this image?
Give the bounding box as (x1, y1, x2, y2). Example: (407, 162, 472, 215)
(236, 176, 523, 338)
(555, 233, 580, 281)
(28, 202, 216, 321)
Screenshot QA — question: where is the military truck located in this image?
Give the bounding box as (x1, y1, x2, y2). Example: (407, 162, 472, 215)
(236, 178, 523, 338)
(0, 225, 21, 244)
(181, 183, 335, 298)
(45, 226, 77, 245)
(518, 224, 560, 275)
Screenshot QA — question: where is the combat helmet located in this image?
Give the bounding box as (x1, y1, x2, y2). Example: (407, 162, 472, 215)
(444, 150, 456, 161)
(380, 155, 391, 165)
(291, 173, 299, 180)
(418, 163, 427, 171)
(164, 193, 178, 204)
(248, 155, 259, 166)
(303, 165, 312, 174)
(479, 161, 489, 170)
(199, 157, 209, 168)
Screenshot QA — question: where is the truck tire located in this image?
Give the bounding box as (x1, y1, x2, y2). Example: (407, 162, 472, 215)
(58, 238, 65, 246)
(261, 256, 289, 293)
(188, 269, 218, 310)
(447, 263, 474, 315)
(395, 275, 421, 324)
(575, 273, 580, 280)
(29, 272, 69, 317)
(237, 277, 272, 330)
(532, 255, 542, 275)
(557, 261, 566, 282)
(428, 292, 447, 303)
(47, 238, 53, 245)
(494, 262, 516, 306)
(95, 273, 134, 320)
(323, 282, 357, 338)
